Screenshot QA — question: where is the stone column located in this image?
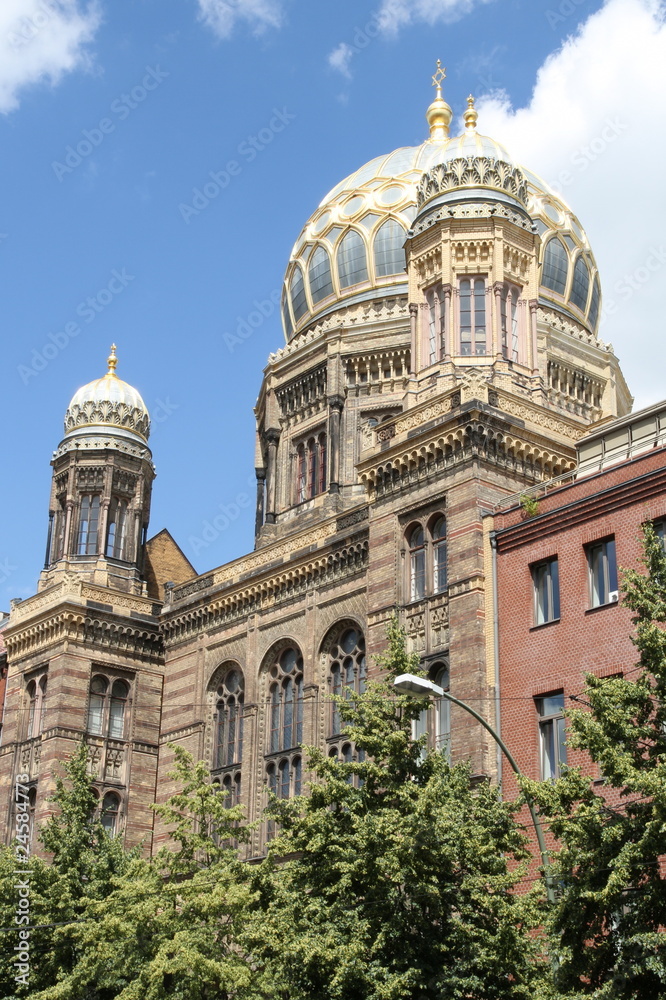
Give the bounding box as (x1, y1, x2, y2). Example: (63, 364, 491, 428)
(409, 303, 419, 372)
(254, 468, 266, 537)
(64, 500, 74, 556)
(530, 300, 539, 375)
(327, 396, 344, 494)
(264, 430, 280, 524)
(44, 512, 54, 569)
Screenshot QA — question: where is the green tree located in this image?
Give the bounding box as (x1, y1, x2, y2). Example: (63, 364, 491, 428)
(31, 745, 260, 1000)
(0, 744, 135, 999)
(247, 619, 548, 999)
(524, 523, 666, 999)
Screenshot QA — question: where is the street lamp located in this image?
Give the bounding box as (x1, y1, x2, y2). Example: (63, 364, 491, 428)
(393, 673, 555, 905)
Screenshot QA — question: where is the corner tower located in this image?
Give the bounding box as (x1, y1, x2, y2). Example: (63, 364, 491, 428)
(40, 345, 155, 595)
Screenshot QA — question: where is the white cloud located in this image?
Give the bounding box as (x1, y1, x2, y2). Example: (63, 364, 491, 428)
(328, 41, 354, 79)
(473, 0, 666, 409)
(197, 0, 284, 38)
(0, 0, 101, 114)
(377, 0, 493, 34)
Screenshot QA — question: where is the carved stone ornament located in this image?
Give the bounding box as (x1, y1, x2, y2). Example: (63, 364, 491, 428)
(417, 157, 529, 209)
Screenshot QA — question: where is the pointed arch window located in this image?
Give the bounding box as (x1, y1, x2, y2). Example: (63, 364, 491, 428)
(459, 278, 487, 355)
(290, 266, 308, 323)
(542, 238, 569, 295)
(571, 256, 590, 312)
(215, 669, 244, 769)
(268, 648, 303, 754)
(337, 230, 368, 288)
(308, 246, 334, 303)
(374, 219, 406, 277)
(329, 627, 366, 737)
(106, 499, 128, 560)
(77, 495, 101, 555)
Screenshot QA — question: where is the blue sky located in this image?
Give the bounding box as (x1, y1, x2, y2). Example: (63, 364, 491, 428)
(1, 0, 665, 605)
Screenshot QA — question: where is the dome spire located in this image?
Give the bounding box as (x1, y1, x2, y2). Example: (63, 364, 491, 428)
(426, 60, 452, 141)
(464, 94, 478, 131)
(107, 343, 118, 376)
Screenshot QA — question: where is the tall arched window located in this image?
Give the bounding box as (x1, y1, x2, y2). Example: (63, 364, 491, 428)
(290, 266, 308, 322)
(570, 255, 590, 312)
(269, 648, 304, 753)
(108, 680, 129, 739)
(433, 664, 451, 756)
(588, 274, 601, 329)
(459, 278, 486, 355)
(101, 792, 120, 837)
(308, 246, 334, 303)
(431, 517, 447, 594)
(307, 437, 318, 499)
(500, 284, 520, 362)
(337, 230, 368, 288)
(52, 503, 66, 562)
(329, 627, 366, 736)
(296, 444, 306, 503)
(542, 238, 569, 295)
(77, 495, 101, 555)
(409, 525, 426, 602)
(318, 433, 327, 495)
(87, 675, 131, 738)
(221, 772, 241, 809)
(374, 219, 406, 277)
(215, 669, 244, 769)
(106, 499, 128, 559)
(295, 435, 327, 502)
(26, 675, 47, 739)
(424, 285, 445, 365)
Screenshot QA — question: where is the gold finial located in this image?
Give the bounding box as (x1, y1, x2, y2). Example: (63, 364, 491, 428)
(464, 93, 478, 131)
(426, 59, 452, 141)
(107, 344, 118, 376)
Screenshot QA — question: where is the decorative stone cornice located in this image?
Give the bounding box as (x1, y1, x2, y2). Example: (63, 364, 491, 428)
(163, 535, 369, 647)
(4, 605, 162, 662)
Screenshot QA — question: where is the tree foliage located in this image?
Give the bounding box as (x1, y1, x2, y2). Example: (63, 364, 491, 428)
(523, 523, 666, 999)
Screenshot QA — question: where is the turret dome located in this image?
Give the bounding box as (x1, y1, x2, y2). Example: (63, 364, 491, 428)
(62, 346, 151, 447)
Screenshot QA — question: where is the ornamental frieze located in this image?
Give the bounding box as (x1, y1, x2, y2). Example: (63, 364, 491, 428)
(416, 157, 529, 209)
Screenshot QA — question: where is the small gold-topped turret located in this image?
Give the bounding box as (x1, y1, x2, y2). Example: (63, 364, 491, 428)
(107, 343, 118, 376)
(464, 94, 478, 132)
(426, 60, 453, 140)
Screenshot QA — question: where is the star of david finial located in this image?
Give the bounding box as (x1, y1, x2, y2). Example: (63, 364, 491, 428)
(432, 60, 446, 96)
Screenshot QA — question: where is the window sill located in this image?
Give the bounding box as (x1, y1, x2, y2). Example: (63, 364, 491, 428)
(529, 618, 561, 632)
(585, 601, 619, 614)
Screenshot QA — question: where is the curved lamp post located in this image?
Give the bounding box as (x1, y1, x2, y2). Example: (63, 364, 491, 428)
(393, 672, 556, 906)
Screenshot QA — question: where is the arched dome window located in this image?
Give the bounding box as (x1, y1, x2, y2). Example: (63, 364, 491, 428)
(308, 246, 334, 304)
(281, 292, 293, 339)
(290, 266, 308, 323)
(542, 238, 569, 296)
(570, 255, 590, 313)
(373, 219, 406, 277)
(588, 274, 601, 328)
(337, 230, 368, 288)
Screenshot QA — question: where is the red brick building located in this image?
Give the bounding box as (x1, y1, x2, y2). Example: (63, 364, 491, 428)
(491, 400, 666, 860)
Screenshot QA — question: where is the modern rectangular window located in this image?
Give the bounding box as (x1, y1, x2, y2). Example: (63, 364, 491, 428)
(532, 558, 560, 625)
(459, 277, 486, 356)
(537, 692, 567, 780)
(587, 538, 617, 607)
